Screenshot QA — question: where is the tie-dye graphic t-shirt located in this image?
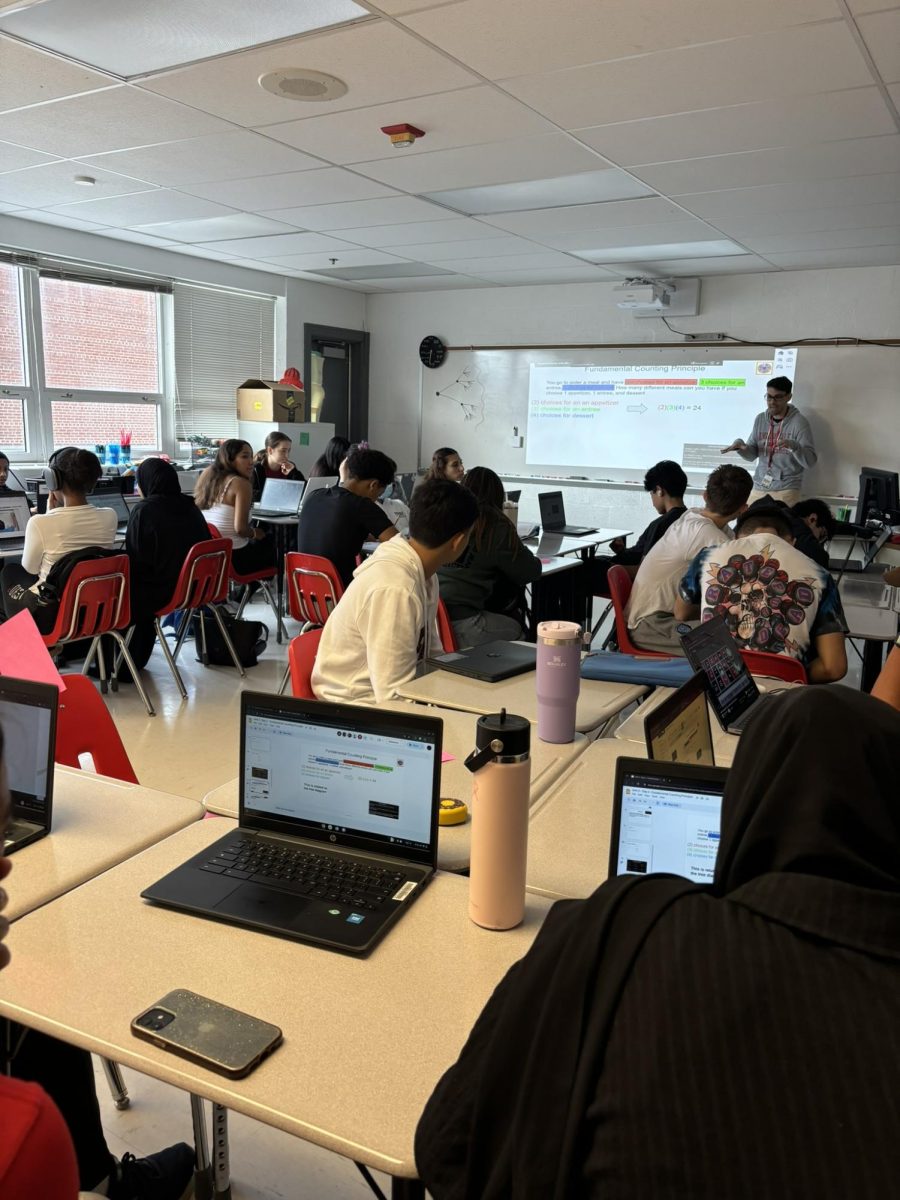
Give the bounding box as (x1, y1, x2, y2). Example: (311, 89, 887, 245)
(679, 533, 847, 665)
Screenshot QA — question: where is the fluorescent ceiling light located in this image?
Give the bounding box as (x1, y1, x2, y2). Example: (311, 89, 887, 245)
(576, 240, 744, 262)
(0, 0, 369, 77)
(423, 170, 654, 216)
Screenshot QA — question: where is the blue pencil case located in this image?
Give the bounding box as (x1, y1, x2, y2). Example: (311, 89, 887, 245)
(580, 651, 695, 688)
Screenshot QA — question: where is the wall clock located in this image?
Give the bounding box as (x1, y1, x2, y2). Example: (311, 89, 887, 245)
(419, 335, 447, 368)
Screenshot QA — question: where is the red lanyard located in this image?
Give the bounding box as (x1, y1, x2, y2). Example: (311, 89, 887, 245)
(765, 418, 781, 466)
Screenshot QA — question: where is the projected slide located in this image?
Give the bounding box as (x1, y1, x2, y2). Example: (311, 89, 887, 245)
(526, 355, 797, 471)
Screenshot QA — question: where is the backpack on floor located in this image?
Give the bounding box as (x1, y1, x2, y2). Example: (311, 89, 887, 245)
(195, 610, 268, 667)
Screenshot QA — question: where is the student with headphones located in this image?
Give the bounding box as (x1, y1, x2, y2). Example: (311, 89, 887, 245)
(0, 447, 116, 630)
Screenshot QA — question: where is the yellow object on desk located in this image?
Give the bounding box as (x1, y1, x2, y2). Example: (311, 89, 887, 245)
(439, 797, 469, 825)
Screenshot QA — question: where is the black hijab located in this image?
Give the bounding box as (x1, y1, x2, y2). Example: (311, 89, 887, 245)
(416, 686, 900, 1199)
(136, 458, 181, 500)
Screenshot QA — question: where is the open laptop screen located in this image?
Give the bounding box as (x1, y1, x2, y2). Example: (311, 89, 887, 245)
(240, 696, 439, 864)
(258, 478, 304, 512)
(680, 616, 759, 730)
(87, 493, 130, 523)
(538, 491, 565, 528)
(611, 759, 728, 884)
(0, 495, 31, 537)
(645, 672, 715, 766)
(0, 677, 57, 825)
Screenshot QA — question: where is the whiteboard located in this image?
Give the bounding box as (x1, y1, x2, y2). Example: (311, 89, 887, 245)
(418, 343, 897, 496)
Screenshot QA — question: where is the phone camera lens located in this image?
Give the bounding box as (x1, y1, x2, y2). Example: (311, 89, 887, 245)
(140, 1008, 174, 1031)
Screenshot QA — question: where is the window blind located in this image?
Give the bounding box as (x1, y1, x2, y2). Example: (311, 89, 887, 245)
(173, 283, 275, 440)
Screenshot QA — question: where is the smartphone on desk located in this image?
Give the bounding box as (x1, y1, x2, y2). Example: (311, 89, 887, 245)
(131, 989, 283, 1079)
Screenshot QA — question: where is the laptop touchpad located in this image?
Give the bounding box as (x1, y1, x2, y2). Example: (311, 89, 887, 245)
(213, 884, 308, 926)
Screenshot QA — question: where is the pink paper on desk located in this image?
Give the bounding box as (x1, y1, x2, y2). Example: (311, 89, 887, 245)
(0, 610, 67, 692)
(441, 751, 455, 763)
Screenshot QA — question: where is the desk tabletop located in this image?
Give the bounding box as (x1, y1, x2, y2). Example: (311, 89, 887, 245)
(613, 688, 740, 768)
(203, 702, 589, 872)
(527, 739, 643, 901)
(1, 819, 551, 1179)
(526, 527, 630, 557)
(396, 669, 646, 735)
(7, 766, 203, 922)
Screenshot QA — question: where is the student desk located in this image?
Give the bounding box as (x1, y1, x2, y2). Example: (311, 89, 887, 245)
(525, 528, 630, 632)
(0, 819, 552, 1198)
(202, 702, 589, 872)
(7, 765, 203, 922)
(526, 739, 644, 901)
(838, 573, 900, 691)
(248, 512, 298, 644)
(395, 668, 647, 736)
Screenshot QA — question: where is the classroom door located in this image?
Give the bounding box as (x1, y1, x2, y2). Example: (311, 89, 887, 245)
(303, 324, 370, 445)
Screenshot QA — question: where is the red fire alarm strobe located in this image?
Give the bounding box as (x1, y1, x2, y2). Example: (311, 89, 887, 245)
(380, 123, 426, 149)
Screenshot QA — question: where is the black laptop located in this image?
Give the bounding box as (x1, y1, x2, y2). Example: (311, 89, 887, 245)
(644, 671, 716, 766)
(609, 757, 728, 884)
(87, 491, 131, 532)
(0, 494, 31, 550)
(142, 693, 442, 955)
(538, 490, 595, 536)
(680, 616, 778, 735)
(0, 676, 58, 855)
(251, 478, 305, 518)
(429, 640, 537, 682)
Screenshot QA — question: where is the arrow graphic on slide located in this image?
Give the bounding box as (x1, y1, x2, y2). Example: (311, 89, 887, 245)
(627, 403, 648, 414)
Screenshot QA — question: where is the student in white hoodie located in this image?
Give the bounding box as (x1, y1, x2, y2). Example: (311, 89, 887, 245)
(312, 479, 479, 704)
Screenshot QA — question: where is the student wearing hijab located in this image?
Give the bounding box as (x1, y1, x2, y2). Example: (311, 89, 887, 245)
(416, 686, 900, 1199)
(124, 458, 211, 671)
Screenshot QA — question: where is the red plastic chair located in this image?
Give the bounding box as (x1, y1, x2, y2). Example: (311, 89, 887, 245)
(279, 553, 344, 693)
(206, 522, 284, 642)
(138, 538, 245, 700)
(41, 553, 155, 717)
(739, 648, 808, 684)
(55, 673, 139, 782)
(607, 565, 671, 659)
(436, 599, 458, 652)
(288, 628, 323, 700)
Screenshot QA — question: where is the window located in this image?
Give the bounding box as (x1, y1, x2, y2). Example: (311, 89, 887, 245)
(0, 395, 26, 451)
(39, 277, 160, 393)
(50, 400, 159, 455)
(0, 263, 26, 386)
(174, 283, 275, 440)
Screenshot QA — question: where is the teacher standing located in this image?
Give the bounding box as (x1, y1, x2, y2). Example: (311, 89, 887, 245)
(721, 376, 816, 505)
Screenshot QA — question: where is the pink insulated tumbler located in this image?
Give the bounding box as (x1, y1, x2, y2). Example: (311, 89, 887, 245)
(465, 710, 531, 931)
(536, 619, 583, 743)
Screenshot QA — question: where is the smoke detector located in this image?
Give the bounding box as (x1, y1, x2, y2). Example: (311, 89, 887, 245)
(380, 123, 426, 149)
(258, 68, 348, 102)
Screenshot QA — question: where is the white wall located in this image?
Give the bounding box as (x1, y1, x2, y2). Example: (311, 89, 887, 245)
(367, 266, 900, 531)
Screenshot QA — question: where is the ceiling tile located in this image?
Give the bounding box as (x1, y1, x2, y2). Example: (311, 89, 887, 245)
(400, 0, 839, 79)
(543, 220, 727, 252)
(845, 0, 900, 11)
(471, 265, 620, 285)
(0, 35, 114, 113)
(504, 23, 873, 128)
(48, 189, 235, 226)
(352, 134, 603, 192)
(0, 141, 58, 174)
(10, 209, 109, 231)
(0, 85, 232, 158)
(575, 88, 896, 167)
(92, 227, 179, 247)
(714, 202, 900, 237)
(332, 216, 499, 247)
(0, 0, 368, 78)
(478, 197, 686, 236)
(857, 11, 900, 82)
(419, 251, 582, 273)
(0, 160, 153, 208)
(349, 274, 494, 290)
(79, 131, 325, 188)
(305, 261, 456, 279)
(740, 226, 900, 253)
(631, 254, 777, 275)
(394, 235, 543, 260)
(632, 135, 900, 196)
(761, 245, 900, 268)
(179, 167, 397, 210)
(139, 22, 478, 126)
(577, 239, 745, 263)
(195, 230, 361, 256)
(678, 173, 900, 218)
(262, 195, 455, 231)
(134, 213, 300, 242)
(425, 168, 654, 215)
(257, 248, 413, 269)
(257, 85, 553, 164)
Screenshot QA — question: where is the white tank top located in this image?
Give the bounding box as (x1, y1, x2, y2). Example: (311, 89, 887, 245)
(203, 477, 248, 549)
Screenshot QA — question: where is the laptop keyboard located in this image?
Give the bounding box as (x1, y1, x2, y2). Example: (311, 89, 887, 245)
(200, 837, 405, 910)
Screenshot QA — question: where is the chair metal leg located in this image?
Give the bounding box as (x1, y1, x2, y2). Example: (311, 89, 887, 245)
(190, 1094, 214, 1200)
(259, 580, 286, 643)
(82, 635, 101, 677)
(590, 600, 612, 644)
(278, 661, 290, 695)
(171, 609, 195, 664)
(155, 618, 188, 701)
(109, 631, 156, 717)
(234, 584, 249, 620)
(101, 1057, 130, 1110)
(95, 637, 108, 694)
(211, 605, 245, 677)
(112, 625, 134, 679)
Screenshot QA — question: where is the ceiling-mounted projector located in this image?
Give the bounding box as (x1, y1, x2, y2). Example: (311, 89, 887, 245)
(613, 279, 671, 310)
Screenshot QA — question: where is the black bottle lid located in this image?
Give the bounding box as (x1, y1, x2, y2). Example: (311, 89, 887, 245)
(464, 708, 530, 772)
